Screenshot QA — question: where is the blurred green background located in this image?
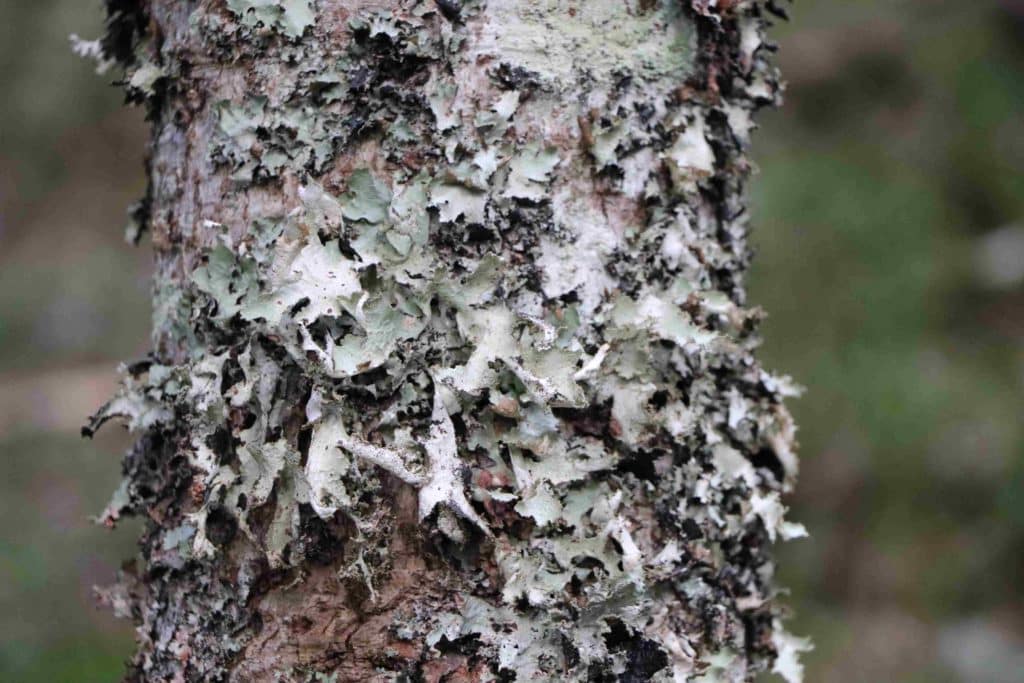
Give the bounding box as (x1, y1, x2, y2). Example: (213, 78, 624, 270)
(0, 1, 1021, 681)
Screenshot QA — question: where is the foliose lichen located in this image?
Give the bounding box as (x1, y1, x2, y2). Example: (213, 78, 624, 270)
(84, 1, 808, 680)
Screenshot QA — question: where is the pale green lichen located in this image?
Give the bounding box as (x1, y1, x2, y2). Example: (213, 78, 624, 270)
(211, 96, 337, 183)
(472, 0, 696, 86)
(89, 0, 808, 679)
(226, 0, 315, 39)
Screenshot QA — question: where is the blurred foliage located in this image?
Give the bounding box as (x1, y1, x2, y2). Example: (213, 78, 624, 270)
(751, 1, 1024, 681)
(0, 1, 1021, 681)
(0, 1, 150, 373)
(0, 1, 149, 680)
(0, 433, 142, 681)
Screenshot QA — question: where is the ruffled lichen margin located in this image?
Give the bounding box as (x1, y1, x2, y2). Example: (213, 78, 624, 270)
(82, 0, 809, 680)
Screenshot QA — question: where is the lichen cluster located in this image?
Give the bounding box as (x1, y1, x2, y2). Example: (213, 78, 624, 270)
(86, 1, 807, 680)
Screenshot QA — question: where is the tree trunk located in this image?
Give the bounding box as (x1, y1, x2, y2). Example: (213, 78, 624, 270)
(85, 0, 807, 681)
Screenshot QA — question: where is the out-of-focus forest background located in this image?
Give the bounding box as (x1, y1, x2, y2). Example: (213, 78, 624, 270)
(0, 1, 1021, 681)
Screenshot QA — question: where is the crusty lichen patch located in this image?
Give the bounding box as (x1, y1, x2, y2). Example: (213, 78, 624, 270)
(85, 0, 807, 680)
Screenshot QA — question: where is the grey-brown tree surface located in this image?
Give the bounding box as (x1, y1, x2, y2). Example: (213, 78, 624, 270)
(81, 0, 809, 680)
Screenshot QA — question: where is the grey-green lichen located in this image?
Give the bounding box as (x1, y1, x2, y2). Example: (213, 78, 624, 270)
(86, 1, 807, 681)
(226, 0, 315, 39)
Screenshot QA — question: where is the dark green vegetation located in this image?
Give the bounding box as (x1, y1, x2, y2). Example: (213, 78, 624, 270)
(0, 1, 1021, 681)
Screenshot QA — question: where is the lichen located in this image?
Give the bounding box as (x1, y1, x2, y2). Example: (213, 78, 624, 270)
(226, 0, 316, 40)
(85, 0, 806, 680)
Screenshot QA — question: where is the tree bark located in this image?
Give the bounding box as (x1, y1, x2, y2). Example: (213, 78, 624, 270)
(85, 1, 807, 681)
